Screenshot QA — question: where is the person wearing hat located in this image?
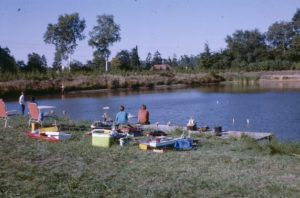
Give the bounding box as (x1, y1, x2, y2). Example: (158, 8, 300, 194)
(115, 105, 128, 127)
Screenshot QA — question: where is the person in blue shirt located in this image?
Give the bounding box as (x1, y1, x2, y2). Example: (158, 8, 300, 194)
(115, 105, 128, 127)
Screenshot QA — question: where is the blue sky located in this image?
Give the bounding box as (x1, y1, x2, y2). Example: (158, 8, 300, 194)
(0, 0, 299, 66)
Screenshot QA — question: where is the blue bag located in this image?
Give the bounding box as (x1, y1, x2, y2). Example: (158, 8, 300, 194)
(174, 139, 193, 150)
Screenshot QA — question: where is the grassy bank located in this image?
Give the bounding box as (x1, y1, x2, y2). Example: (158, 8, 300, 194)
(3, 70, 300, 97)
(1, 117, 300, 197)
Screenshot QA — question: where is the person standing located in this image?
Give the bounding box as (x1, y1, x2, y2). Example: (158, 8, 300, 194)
(19, 91, 25, 115)
(138, 104, 150, 125)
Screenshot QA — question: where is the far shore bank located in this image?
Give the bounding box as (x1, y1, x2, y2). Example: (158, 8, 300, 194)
(2, 70, 300, 97)
(0, 72, 223, 97)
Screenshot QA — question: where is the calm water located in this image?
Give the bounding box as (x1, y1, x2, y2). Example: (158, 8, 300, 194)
(4, 84, 300, 141)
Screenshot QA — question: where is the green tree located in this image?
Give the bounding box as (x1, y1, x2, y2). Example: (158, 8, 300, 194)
(152, 50, 162, 65)
(292, 8, 300, 34)
(165, 57, 172, 66)
(17, 60, 26, 72)
(0, 46, 18, 73)
(69, 60, 86, 72)
(111, 50, 131, 70)
(145, 52, 152, 69)
(92, 54, 106, 71)
(290, 9, 300, 61)
(225, 29, 267, 65)
(266, 22, 294, 59)
(44, 13, 86, 69)
(130, 45, 140, 70)
(212, 49, 233, 70)
(198, 43, 213, 69)
(179, 55, 192, 68)
(26, 53, 47, 72)
(89, 15, 121, 72)
(287, 35, 300, 61)
(171, 54, 178, 67)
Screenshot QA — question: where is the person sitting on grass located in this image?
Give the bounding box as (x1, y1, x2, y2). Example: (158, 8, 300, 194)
(115, 105, 128, 128)
(138, 104, 150, 125)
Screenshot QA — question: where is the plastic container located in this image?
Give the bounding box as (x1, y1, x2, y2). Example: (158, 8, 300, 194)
(139, 143, 149, 150)
(39, 126, 58, 133)
(92, 132, 112, 148)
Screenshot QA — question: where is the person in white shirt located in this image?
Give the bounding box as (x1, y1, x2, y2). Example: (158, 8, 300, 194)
(19, 91, 25, 115)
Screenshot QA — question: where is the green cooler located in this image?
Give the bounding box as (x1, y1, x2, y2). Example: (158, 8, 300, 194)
(92, 132, 112, 148)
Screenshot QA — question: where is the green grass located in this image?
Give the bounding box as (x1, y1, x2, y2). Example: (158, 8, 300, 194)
(1, 117, 300, 197)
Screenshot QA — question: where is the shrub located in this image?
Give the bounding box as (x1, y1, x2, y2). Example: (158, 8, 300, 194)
(246, 60, 293, 71)
(267, 140, 300, 155)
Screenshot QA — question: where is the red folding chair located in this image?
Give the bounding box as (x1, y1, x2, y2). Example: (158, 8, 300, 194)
(0, 100, 18, 128)
(27, 102, 41, 127)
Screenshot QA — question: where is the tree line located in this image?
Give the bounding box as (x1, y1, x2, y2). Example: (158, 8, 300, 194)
(1, 9, 300, 77)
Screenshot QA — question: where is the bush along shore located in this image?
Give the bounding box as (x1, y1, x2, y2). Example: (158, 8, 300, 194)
(0, 116, 300, 197)
(0, 72, 224, 96)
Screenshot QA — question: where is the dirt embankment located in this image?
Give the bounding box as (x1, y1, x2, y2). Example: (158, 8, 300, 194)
(0, 73, 224, 96)
(2, 70, 299, 96)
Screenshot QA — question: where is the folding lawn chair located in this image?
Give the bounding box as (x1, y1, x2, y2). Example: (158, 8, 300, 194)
(0, 99, 18, 128)
(27, 102, 56, 127)
(28, 102, 41, 127)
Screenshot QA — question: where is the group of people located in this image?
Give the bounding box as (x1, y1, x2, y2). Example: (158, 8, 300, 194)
(19, 91, 150, 127)
(114, 104, 150, 127)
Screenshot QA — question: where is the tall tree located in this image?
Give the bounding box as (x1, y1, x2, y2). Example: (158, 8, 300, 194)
(198, 43, 213, 69)
(145, 52, 152, 69)
(171, 54, 178, 67)
(152, 50, 162, 65)
(130, 45, 140, 69)
(44, 13, 86, 69)
(89, 15, 121, 72)
(292, 8, 300, 34)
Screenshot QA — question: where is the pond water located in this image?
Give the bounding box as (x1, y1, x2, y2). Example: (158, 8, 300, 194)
(4, 83, 300, 141)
